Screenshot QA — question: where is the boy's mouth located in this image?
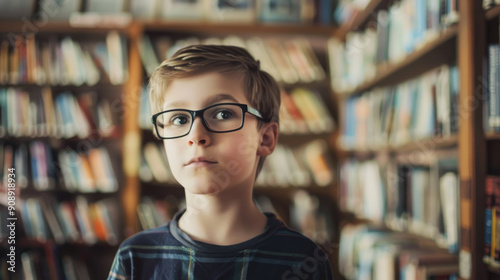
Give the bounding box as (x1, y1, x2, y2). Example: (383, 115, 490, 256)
(185, 157, 218, 166)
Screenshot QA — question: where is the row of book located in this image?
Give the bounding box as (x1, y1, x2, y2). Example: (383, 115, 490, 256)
(484, 175, 500, 267)
(0, 196, 121, 245)
(339, 224, 459, 280)
(256, 139, 335, 187)
(139, 85, 336, 135)
(1, 248, 92, 280)
(486, 44, 500, 133)
(0, 0, 337, 25)
(1, 250, 88, 280)
(139, 139, 335, 188)
(340, 64, 459, 151)
(329, 0, 458, 93)
(140, 35, 326, 85)
(279, 88, 336, 134)
(0, 88, 119, 139)
(340, 156, 460, 254)
(0, 32, 127, 86)
(1, 142, 118, 193)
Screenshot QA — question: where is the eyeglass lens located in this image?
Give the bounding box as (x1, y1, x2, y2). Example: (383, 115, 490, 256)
(155, 104, 244, 138)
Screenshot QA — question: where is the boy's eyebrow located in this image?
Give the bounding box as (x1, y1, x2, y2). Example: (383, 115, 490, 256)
(163, 94, 240, 109)
(204, 94, 239, 105)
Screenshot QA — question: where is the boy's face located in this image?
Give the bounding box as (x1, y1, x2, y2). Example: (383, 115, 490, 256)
(160, 72, 268, 195)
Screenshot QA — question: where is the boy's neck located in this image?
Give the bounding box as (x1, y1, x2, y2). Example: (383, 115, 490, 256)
(178, 188, 267, 246)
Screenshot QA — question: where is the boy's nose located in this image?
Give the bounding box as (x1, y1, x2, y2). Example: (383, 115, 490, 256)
(187, 117, 210, 146)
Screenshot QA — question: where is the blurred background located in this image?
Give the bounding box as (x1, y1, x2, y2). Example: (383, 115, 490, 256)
(0, 0, 498, 279)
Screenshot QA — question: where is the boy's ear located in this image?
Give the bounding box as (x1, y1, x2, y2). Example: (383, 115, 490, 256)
(257, 122, 279, 156)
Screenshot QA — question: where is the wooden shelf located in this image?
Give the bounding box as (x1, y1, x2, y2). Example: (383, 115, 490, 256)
(0, 21, 132, 34)
(141, 20, 336, 36)
(485, 260, 500, 275)
(337, 26, 458, 97)
(0, 83, 123, 89)
(486, 5, 500, 21)
(254, 185, 335, 198)
(486, 133, 500, 140)
(339, 135, 458, 158)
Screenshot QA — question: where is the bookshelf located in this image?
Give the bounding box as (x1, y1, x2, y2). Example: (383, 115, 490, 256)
(332, 0, 500, 279)
(0, 22, 132, 279)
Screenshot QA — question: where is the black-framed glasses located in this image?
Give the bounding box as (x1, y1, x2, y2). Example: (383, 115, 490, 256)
(151, 103, 269, 139)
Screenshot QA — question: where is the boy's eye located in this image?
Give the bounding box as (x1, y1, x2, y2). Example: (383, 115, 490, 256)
(170, 115, 190, 126)
(213, 109, 234, 120)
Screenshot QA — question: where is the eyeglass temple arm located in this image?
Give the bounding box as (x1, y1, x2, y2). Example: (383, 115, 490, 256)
(247, 106, 269, 121)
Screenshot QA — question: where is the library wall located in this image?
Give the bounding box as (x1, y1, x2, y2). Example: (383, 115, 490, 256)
(0, 0, 341, 279)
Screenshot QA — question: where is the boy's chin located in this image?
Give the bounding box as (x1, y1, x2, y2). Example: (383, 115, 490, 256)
(182, 183, 224, 196)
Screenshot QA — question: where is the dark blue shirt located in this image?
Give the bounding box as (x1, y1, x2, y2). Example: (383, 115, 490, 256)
(108, 210, 334, 280)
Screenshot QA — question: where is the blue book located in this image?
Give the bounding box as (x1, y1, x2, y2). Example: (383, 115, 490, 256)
(450, 65, 460, 134)
(259, 0, 301, 23)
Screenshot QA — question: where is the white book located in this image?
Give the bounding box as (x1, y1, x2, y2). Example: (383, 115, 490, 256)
(440, 172, 459, 252)
(106, 31, 125, 85)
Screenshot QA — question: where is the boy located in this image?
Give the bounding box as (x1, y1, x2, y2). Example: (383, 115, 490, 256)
(108, 45, 334, 279)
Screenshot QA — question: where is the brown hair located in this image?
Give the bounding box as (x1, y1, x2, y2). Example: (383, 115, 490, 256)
(149, 44, 281, 177)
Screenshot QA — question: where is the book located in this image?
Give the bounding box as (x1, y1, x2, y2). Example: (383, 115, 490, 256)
(439, 171, 459, 253)
(106, 31, 127, 85)
(130, 0, 159, 19)
(160, 0, 207, 20)
(259, 0, 301, 23)
(488, 44, 500, 132)
(85, 0, 125, 14)
(485, 176, 497, 262)
(209, 0, 255, 22)
(143, 142, 173, 183)
(0, 0, 36, 20)
(39, 197, 65, 244)
(91, 148, 118, 192)
(38, 0, 82, 21)
(139, 35, 160, 77)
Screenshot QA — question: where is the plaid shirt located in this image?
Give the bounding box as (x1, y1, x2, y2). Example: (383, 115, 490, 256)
(108, 210, 334, 280)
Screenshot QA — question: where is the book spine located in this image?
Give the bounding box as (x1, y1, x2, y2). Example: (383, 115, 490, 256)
(489, 44, 500, 131)
(485, 176, 495, 261)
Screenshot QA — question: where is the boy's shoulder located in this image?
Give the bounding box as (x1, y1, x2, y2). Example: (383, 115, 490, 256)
(119, 222, 175, 249)
(261, 215, 330, 256)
